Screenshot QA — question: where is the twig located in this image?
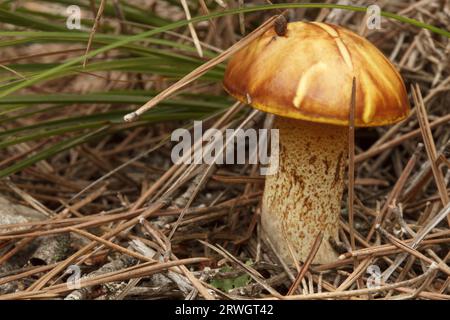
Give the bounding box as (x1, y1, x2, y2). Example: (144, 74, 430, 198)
(287, 232, 323, 295)
(412, 84, 450, 224)
(180, 0, 203, 58)
(83, 0, 106, 68)
(381, 201, 450, 281)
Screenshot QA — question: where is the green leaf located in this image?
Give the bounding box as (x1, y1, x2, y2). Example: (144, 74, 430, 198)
(209, 263, 252, 292)
(1, 3, 448, 99)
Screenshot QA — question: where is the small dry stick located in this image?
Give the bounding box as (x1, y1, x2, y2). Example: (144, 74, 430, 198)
(287, 232, 323, 295)
(238, 0, 245, 35)
(412, 84, 450, 225)
(0, 64, 26, 79)
(180, 0, 203, 58)
(112, 0, 128, 34)
(83, 0, 106, 68)
(26, 202, 165, 292)
(347, 77, 357, 255)
(198, 0, 216, 32)
(264, 232, 297, 282)
(336, 257, 373, 292)
(268, 265, 438, 300)
(168, 110, 261, 239)
(381, 201, 450, 281)
(366, 144, 422, 241)
(354, 114, 450, 163)
(141, 220, 214, 300)
(376, 225, 450, 276)
(2, 258, 208, 300)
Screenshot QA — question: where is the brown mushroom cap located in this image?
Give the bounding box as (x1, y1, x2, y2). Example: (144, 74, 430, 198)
(223, 21, 410, 127)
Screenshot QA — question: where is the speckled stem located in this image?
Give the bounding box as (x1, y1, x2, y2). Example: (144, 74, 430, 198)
(262, 117, 348, 264)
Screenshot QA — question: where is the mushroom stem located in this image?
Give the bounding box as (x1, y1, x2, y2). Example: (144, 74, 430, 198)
(262, 117, 348, 264)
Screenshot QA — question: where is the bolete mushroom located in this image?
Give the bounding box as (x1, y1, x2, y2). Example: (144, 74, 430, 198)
(223, 20, 410, 264)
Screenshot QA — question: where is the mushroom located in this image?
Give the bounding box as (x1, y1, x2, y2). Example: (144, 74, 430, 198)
(223, 21, 410, 264)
